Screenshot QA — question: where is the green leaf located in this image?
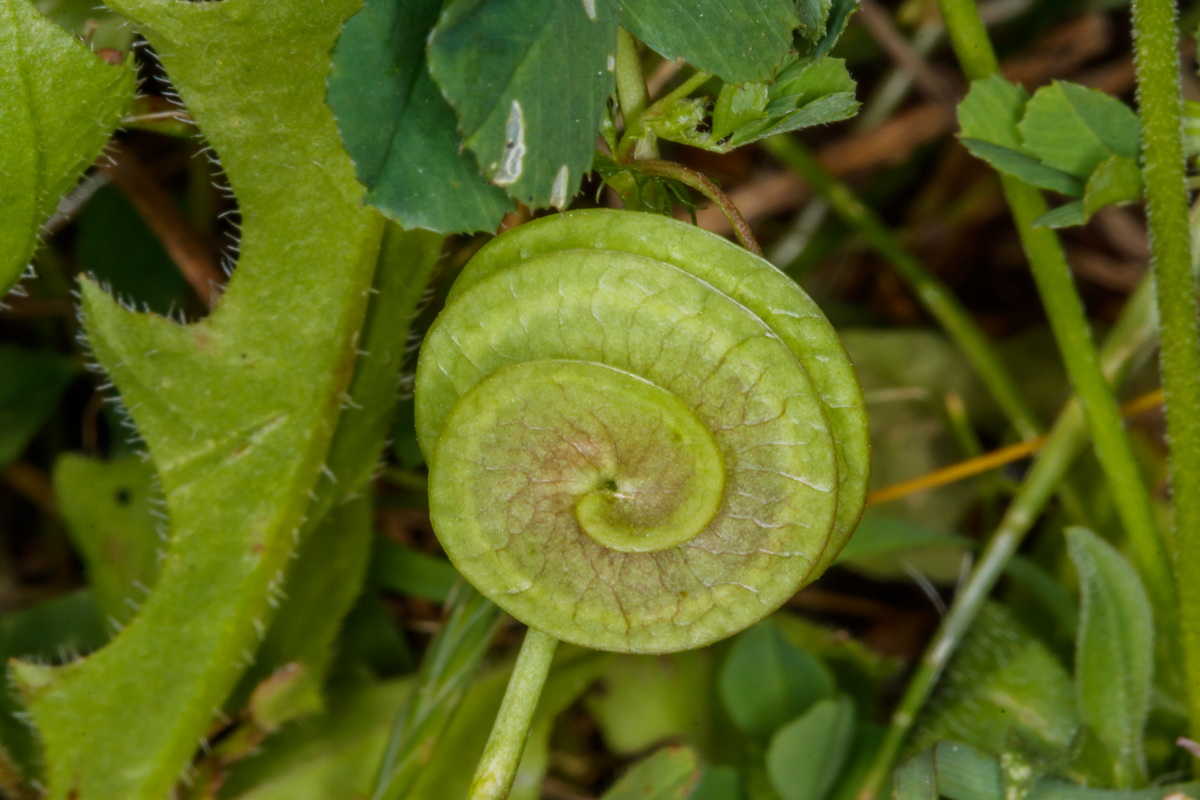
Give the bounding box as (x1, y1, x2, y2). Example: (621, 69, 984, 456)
(711, 81, 771, 143)
(371, 538, 460, 603)
(329, 0, 512, 234)
(617, 0, 798, 82)
(910, 603, 1078, 763)
(795, 0, 833, 46)
(651, 57, 858, 153)
(766, 696, 856, 800)
(601, 746, 702, 800)
(10, 0, 392, 795)
(718, 622, 835, 741)
(958, 74, 1028, 151)
(958, 76, 1144, 226)
(53, 454, 162, 626)
(892, 751, 937, 800)
(427, 0, 617, 208)
(957, 76, 1084, 196)
(1031, 201, 1086, 229)
(234, 225, 444, 718)
(729, 58, 859, 146)
(1018, 81, 1140, 177)
(585, 650, 715, 755)
(0, 346, 74, 469)
(0, 0, 134, 297)
(814, 0, 860, 58)
(1066, 527, 1153, 787)
(689, 766, 742, 800)
(960, 139, 1085, 196)
(1082, 155, 1143, 219)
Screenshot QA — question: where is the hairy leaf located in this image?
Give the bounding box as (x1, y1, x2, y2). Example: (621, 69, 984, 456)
(9, 0, 389, 796)
(427, 0, 617, 208)
(1067, 527, 1153, 787)
(910, 603, 1078, 764)
(0, 0, 134, 297)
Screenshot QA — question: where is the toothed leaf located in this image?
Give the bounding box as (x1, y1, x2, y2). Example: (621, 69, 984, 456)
(12, 0, 393, 796)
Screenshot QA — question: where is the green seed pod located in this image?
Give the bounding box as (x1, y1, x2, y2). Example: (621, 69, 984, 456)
(415, 209, 868, 653)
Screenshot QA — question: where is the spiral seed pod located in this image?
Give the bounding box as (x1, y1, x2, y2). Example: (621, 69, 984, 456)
(415, 210, 868, 653)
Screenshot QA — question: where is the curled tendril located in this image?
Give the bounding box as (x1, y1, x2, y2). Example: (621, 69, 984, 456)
(415, 209, 869, 654)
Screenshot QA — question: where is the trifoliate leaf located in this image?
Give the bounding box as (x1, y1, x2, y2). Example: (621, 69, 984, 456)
(329, 0, 512, 234)
(427, 0, 617, 209)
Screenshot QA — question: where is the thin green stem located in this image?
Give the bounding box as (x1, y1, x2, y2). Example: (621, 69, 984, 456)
(857, 273, 1160, 800)
(636, 159, 763, 255)
(614, 28, 648, 134)
(939, 0, 1174, 629)
(468, 627, 559, 800)
(1132, 0, 1200, 738)
(372, 585, 501, 800)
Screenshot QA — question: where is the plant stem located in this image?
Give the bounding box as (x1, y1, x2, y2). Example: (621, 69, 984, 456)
(857, 273, 1160, 800)
(1131, 0, 1200, 740)
(635, 159, 763, 255)
(372, 584, 501, 800)
(614, 28, 648, 133)
(469, 627, 559, 800)
(939, 0, 1174, 633)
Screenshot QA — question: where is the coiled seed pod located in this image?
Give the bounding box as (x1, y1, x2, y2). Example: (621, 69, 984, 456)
(415, 209, 868, 653)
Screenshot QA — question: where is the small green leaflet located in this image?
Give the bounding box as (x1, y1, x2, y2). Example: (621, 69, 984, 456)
(957, 76, 1142, 228)
(0, 0, 134, 297)
(646, 56, 859, 154)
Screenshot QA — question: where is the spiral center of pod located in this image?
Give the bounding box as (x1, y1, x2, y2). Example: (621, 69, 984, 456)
(571, 369, 726, 553)
(429, 359, 726, 561)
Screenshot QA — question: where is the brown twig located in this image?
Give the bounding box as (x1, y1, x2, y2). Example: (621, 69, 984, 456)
(103, 141, 225, 308)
